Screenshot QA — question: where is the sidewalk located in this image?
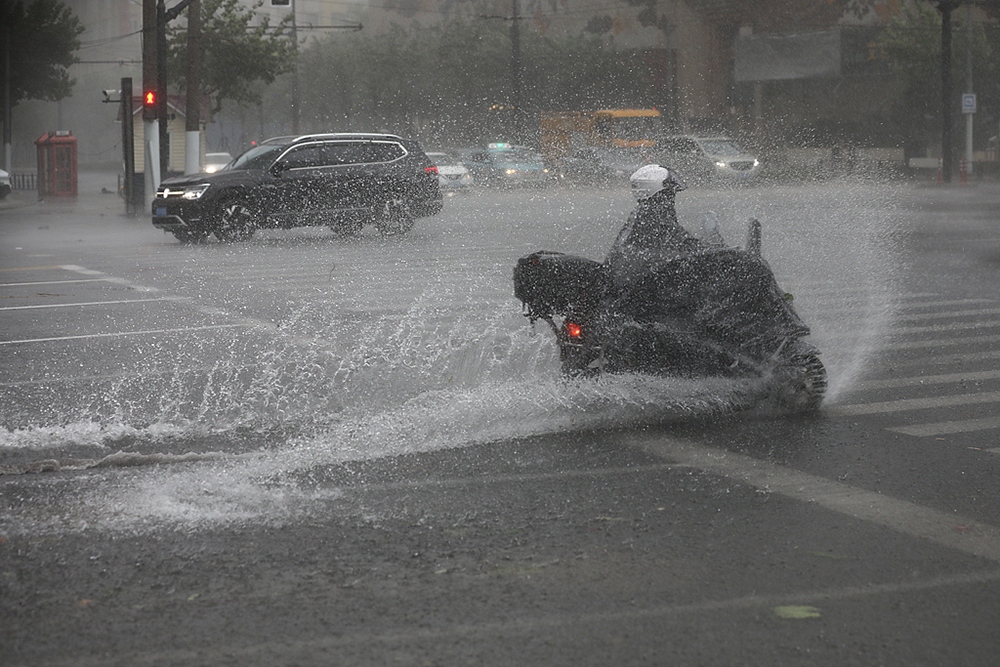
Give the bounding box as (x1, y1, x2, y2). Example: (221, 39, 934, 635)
(0, 169, 132, 221)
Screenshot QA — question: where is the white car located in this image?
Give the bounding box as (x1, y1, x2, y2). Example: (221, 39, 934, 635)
(659, 135, 761, 185)
(0, 169, 11, 199)
(203, 152, 233, 174)
(426, 151, 474, 194)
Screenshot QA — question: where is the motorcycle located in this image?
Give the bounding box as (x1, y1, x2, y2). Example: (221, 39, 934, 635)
(513, 218, 827, 412)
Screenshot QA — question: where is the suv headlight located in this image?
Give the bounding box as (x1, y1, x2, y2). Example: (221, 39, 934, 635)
(182, 183, 211, 200)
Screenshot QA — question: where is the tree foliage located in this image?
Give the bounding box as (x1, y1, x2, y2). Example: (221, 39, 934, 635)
(881, 2, 999, 149)
(167, 0, 295, 115)
(291, 16, 661, 145)
(1, 0, 83, 106)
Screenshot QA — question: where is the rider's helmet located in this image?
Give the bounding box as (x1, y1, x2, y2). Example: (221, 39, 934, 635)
(629, 164, 686, 200)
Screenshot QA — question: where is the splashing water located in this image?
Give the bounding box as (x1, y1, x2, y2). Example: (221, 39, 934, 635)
(0, 179, 905, 534)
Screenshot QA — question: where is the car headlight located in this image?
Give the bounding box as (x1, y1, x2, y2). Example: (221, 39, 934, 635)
(182, 183, 211, 200)
(505, 168, 517, 175)
(715, 161, 727, 169)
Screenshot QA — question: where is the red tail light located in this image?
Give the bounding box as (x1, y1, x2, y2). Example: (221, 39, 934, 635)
(425, 166, 439, 175)
(565, 321, 583, 339)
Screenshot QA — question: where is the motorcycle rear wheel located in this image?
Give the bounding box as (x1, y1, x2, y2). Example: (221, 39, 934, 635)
(772, 345, 827, 412)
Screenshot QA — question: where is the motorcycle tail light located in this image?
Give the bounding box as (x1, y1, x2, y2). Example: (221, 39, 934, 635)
(565, 321, 583, 339)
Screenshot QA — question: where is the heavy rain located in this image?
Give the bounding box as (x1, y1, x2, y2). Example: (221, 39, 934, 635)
(2, 1, 1000, 665)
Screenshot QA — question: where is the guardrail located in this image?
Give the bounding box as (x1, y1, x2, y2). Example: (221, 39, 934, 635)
(10, 172, 37, 191)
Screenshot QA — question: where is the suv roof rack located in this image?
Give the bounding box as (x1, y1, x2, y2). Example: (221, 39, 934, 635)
(291, 132, 403, 143)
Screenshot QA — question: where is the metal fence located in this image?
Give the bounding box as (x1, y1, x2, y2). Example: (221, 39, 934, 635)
(10, 172, 37, 191)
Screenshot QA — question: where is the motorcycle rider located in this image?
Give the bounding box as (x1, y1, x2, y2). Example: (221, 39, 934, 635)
(603, 164, 711, 321)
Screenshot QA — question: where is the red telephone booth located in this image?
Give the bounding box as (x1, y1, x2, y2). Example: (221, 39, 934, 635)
(35, 131, 78, 198)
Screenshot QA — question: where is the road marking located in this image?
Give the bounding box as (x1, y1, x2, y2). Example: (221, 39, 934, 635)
(0, 279, 111, 287)
(876, 349, 1000, 368)
(0, 265, 69, 272)
(0, 297, 185, 311)
(855, 369, 1000, 390)
(889, 320, 1000, 335)
(45, 567, 1000, 667)
(627, 435, 1000, 563)
(0, 324, 245, 345)
(827, 391, 1000, 416)
(868, 333, 1000, 351)
(894, 307, 1000, 321)
(889, 416, 1000, 437)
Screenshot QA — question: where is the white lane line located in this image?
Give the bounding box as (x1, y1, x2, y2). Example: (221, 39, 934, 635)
(868, 333, 1000, 351)
(889, 320, 1000, 335)
(894, 307, 1000, 321)
(855, 369, 1000, 390)
(626, 435, 1000, 563)
(0, 297, 185, 311)
(826, 391, 1000, 416)
(0, 324, 245, 345)
(889, 416, 1000, 437)
(875, 349, 1000, 369)
(0, 279, 111, 287)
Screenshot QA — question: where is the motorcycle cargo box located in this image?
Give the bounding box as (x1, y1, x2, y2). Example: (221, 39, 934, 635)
(514, 251, 605, 318)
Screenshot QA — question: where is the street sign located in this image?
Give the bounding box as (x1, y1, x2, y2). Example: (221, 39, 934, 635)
(962, 93, 977, 114)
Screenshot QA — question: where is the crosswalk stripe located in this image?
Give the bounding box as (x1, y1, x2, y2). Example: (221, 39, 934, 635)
(827, 391, 1000, 416)
(855, 369, 1000, 390)
(889, 416, 1000, 437)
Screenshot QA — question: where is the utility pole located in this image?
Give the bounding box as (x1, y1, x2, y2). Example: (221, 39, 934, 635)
(143, 0, 159, 210)
(510, 0, 524, 144)
(964, 2, 974, 179)
(121, 77, 136, 216)
(937, 0, 959, 184)
(291, 0, 300, 134)
(157, 0, 169, 178)
(185, 0, 201, 174)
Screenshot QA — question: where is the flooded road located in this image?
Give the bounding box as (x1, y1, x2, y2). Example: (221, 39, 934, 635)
(3, 178, 1000, 665)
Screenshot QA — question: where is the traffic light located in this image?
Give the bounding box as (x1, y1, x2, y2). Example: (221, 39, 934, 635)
(143, 90, 156, 107)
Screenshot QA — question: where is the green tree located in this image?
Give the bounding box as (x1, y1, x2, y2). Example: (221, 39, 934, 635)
(881, 2, 998, 151)
(292, 15, 656, 145)
(1, 0, 83, 106)
(167, 0, 295, 115)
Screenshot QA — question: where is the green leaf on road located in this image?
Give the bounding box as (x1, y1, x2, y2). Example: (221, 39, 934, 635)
(774, 605, 822, 619)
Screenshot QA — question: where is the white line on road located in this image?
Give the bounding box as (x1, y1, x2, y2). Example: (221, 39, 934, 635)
(0, 297, 186, 311)
(826, 391, 1000, 416)
(854, 369, 1000, 391)
(889, 416, 1000, 437)
(0, 279, 111, 287)
(627, 435, 1000, 563)
(0, 324, 246, 345)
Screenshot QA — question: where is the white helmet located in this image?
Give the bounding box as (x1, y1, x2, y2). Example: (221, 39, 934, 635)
(630, 164, 686, 200)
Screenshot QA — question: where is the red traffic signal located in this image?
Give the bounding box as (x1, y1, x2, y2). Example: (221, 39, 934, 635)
(143, 90, 156, 107)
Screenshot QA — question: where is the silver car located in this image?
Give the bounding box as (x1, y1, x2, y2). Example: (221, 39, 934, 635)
(658, 135, 760, 185)
(426, 151, 474, 194)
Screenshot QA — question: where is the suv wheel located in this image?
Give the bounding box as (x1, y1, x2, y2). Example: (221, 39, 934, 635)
(214, 199, 258, 242)
(376, 197, 414, 236)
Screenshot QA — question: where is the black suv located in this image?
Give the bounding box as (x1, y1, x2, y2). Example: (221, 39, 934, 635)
(151, 133, 443, 242)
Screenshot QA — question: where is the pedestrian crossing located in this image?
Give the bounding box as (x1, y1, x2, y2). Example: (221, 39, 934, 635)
(818, 289, 1000, 445)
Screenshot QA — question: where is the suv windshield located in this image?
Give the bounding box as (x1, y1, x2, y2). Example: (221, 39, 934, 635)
(229, 144, 287, 171)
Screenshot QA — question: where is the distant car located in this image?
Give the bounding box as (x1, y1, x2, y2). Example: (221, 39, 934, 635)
(203, 152, 233, 174)
(557, 147, 654, 186)
(463, 143, 549, 188)
(426, 151, 474, 194)
(0, 169, 11, 199)
(151, 133, 443, 243)
(657, 135, 761, 185)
